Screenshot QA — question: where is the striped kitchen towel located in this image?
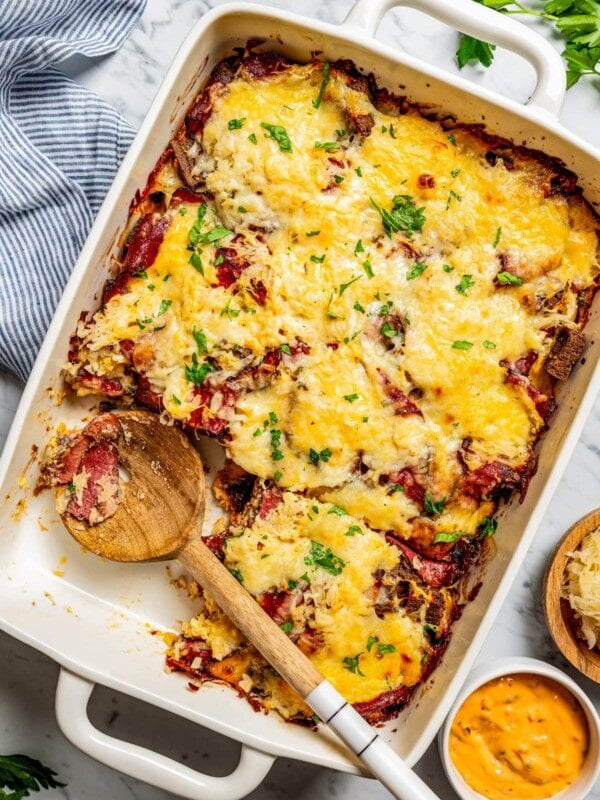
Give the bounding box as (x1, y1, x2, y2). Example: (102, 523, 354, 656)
(0, 0, 146, 382)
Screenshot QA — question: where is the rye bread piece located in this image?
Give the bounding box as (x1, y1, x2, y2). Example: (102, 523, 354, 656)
(545, 325, 586, 381)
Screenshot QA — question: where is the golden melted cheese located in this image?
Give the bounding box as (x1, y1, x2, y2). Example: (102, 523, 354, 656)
(73, 60, 598, 537)
(204, 493, 425, 703)
(71, 55, 599, 720)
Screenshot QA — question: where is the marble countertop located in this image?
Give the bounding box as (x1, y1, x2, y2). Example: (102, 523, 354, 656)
(1, 0, 600, 798)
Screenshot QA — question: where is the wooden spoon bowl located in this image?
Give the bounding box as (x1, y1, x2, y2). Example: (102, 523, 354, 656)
(543, 508, 600, 683)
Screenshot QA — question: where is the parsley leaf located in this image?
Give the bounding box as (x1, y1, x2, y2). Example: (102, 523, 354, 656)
(433, 530, 471, 544)
(309, 447, 332, 466)
(312, 61, 330, 108)
(371, 194, 426, 238)
(315, 140, 339, 152)
(0, 755, 65, 796)
(496, 271, 524, 286)
(185, 354, 216, 387)
(455, 274, 475, 295)
(305, 540, 345, 575)
(452, 340, 474, 350)
(423, 493, 447, 516)
(228, 117, 246, 130)
(479, 516, 498, 537)
(260, 122, 293, 152)
(456, 34, 497, 68)
(406, 262, 428, 280)
(342, 653, 365, 676)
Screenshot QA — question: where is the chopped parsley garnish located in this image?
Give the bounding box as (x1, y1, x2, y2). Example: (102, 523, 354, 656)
(68, 482, 76, 494)
(185, 354, 216, 387)
(493, 226, 503, 248)
(309, 447, 332, 466)
(496, 271, 523, 286)
(305, 540, 345, 575)
(260, 122, 292, 152)
(452, 340, 473, 350)
(355, 166, 363, 177)
(229, 567, 244, 583)
(363, 260, 374, 279)
(389, 123, 396, 139)
(248, 132, 257, 144)
(451, 168, 461, 177)
(187, 202, 208, 273)
(353, 301, 365, 313)
(306, 230, 321, 237)
(270, 429, 284, 461)
(228, 117, 246, 130)
(455, 274, 475, 295)
(446, 189, 462, 210)
(423, 492, 447, 517)
(345, 525, 363, 536)
(220, 299, 241, 318)
(339, 275, 361, 295)
(268, 411, 278, 425)
(406, 262, 428, 280)
(343, 393, 359, 402)
(171, 395, 181, 405)
(377, 643, 397, 655)
(367, 636, 378, 652)
(354, 239, 364, 255)
(198, 225, 233, 245)
(479, 517, 498, 537)
(433, 530, 470, 544)
(380, 321, 398, 338)
(315, 140, 339, 152)
(237, 206, 247, 213)
(448, 133, 457, 145)
(192, 327, 208, 353)
(342, 653, 365, 676)
(280, 343, 291, 355)
(179, 208, 188, 216)
(280, 621, 293, 633)
(482, 339, 497, 349)
(312, 61, 330, 108)
(310, 254, 326, 263)
(273, 470, 282, 482)
(443, 263, 454, 273)
(334, 174, 344, 184)
(327, 505, 347, 516)
(156, 299, 171, 316)
(371, 194, 426, 238)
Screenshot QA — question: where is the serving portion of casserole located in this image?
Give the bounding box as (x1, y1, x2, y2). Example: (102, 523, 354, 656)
(61, 49, 599, 722)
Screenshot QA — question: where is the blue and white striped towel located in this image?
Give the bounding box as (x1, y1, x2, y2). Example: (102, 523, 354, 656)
(0, 0, 146, 382)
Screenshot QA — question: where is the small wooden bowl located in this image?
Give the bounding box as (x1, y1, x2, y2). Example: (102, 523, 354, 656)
(544, 508, 600, 683)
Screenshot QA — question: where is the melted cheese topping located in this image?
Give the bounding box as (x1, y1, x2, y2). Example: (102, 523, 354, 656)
(71, 56, 599, 718)
(74, 60, 599, 537)
(211, 493, 425, 703)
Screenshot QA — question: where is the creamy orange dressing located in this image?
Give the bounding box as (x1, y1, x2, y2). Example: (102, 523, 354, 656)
(449, 673, 589, 800)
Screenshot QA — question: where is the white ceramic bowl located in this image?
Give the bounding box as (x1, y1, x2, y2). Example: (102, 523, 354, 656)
(439, 657, 600, 800)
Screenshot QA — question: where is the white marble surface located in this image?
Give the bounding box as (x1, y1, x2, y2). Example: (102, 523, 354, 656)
(1, 0, 600, 798)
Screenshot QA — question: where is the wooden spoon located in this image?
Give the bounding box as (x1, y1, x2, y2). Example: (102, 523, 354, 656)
(59, 410, 440, 800)
(543, 507, 600, 683)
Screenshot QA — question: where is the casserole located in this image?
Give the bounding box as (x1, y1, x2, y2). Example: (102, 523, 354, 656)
(0, 0, 599, 797)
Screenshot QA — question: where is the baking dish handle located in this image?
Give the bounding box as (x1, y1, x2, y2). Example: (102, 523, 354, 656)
(342, 0, 566, 118)
(55, 668, 275, 800)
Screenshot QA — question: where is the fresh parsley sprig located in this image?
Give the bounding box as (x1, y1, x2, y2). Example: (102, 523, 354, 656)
(456, 0, 600, 89)
(0, 754, 64, 799)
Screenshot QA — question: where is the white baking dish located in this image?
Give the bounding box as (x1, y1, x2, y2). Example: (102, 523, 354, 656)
(1, 1, 599, 798)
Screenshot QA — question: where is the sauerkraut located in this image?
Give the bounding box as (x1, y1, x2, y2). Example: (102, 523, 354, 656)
(563, 527, 600, 649)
